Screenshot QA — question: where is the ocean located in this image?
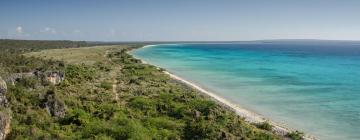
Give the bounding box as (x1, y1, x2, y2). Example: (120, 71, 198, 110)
(130, 41, 360, 140)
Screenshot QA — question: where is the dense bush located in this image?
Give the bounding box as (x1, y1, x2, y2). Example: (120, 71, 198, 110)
(64, 64, 95, 84)
(100, 82, 112, 90)
(255, 121, 273, 131)
(16, 77, 38, 89)
(286, 131, 304, 140)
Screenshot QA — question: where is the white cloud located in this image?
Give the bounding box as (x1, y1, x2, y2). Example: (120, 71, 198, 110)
(9, 26, 30, 39)
(40, 27, 57, 34)
(16, 26, 23, 34)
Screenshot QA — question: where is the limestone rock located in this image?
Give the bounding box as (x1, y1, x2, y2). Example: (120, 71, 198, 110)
(194, 110, 201, 118)
(0, 77, 6, 95)
(0, 112, 10, 140)
(0, 97, 8, 108)
(3, 71, 64, 86)
(44, 71, 65, 85)
(4, 72, 35, 86)
(0, 77, 8, 107)
(43, 90, 66, 118)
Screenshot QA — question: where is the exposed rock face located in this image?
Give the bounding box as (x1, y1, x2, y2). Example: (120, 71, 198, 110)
(0, 97, 8, 108)
(0, 112, 10, 140)
(0, 78, 10, 140)
(0, 77, 8, 107)
(43, 90, 66, 118)
(0, 77, 7, 95)
(4, 72, 35, 86)
(45, 71, 65, 85)
(194, 110, 201, 118)
(4, 71, 65, 86)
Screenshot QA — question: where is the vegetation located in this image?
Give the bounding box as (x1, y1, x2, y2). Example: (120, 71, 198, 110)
(286, 131, 305, 140)
(0, 39, 87, 75)
(24, 45, 120, 65)
(255, 121, 273, 131)
(0, 39, 282, 139)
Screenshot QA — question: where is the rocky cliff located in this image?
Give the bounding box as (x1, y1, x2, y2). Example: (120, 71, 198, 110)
(0, 112, 10, 140)
(0, 77, 8, 107)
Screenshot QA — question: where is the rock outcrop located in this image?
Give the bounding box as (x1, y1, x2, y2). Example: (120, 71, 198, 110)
(44, 71, 65, 85)
(0, 112, 10, 140)
(4, 72, 35, 86)
(0, 77, 7, 95)
(0, 77, 8, 107)
(4, 71, 65, 86)
(43, 90, 66, 118)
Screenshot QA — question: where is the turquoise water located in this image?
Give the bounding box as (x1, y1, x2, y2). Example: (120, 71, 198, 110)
(130, 42, 360, 140)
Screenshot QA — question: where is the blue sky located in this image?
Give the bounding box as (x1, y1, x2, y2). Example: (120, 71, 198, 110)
(1, 0, 360, 41)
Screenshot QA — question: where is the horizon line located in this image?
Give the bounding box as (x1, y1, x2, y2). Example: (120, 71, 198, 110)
(2, 38, 360, 43)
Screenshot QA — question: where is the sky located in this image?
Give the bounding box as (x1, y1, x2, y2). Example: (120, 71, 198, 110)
(1, 0, 360, 41)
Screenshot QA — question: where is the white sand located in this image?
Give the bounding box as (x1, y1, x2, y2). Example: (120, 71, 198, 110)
(130, 45, 317, 140)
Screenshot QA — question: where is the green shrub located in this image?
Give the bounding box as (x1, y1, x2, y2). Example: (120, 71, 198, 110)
(255, 121, 273, 131)
(189, 99, 216, 116)
(95, 62, 112, 72)
(184, 118, 218, 139)
(65, 64, 95, 84)
(129, 97, 155, 111)
(100, 82, 112, 90)
(144, 117, 181, 130)
(286, 131, 304, 140)
(60, 109, 90, 126)
(17, 77, 38, 89)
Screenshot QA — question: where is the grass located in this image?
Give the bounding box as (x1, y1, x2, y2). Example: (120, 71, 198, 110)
(24, 45, 129, 65)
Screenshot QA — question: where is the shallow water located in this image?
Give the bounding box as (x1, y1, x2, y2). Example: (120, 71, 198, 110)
(131, 42, 360, 140)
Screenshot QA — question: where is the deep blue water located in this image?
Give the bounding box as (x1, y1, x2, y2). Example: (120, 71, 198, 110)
(130, 42, 360, 140)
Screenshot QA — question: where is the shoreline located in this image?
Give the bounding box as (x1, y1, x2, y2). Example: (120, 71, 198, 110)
(129, 45, 316, 140)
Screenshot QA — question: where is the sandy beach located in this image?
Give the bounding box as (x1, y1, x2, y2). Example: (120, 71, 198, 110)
(130, 45, 317, 140)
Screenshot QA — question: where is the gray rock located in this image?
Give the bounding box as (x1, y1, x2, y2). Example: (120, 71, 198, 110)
(3, 71, 65, 86)
(3, 72, 35, 86)
(0, 77, 8, 107)
(0, 112, 10, 140)
(44, 71, 65, 85)
(194, 110, 201, 118)
(43, 90, 66, 118)
(0, 96, 8, 108)
(0, 77, 6, 95)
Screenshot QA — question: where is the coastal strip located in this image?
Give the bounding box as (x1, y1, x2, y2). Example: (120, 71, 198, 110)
(129, 45, 316, 140)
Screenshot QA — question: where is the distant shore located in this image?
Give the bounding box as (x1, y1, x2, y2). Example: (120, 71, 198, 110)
(129, 45, 316, 140)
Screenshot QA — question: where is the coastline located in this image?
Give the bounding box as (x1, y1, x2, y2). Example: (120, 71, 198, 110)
(129, 45, 316, 140)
